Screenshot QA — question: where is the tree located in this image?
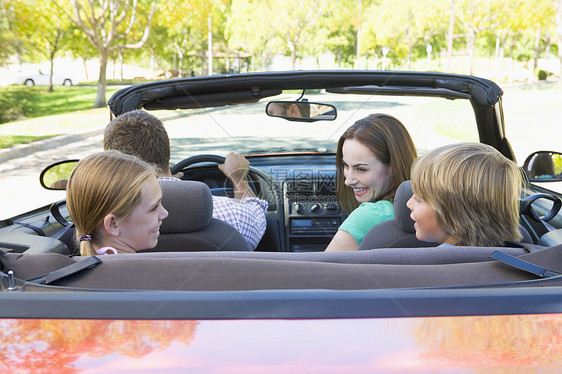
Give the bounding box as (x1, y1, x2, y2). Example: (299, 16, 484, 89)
(10, 0, 73, 92)
(322, 0, 361, 68)
(364, 0, 447, 70)
(506, 0, 555, 73)
(226, 0, 278, 71)
(54, 0, 158, 107)
(455, 0, 506, 75)
(0, 0, 18, 66)
(554, 0, 562, 79)
(270, 0, 328, 69)
(65, 26, 99, 81)
(156, 0, 229, 76)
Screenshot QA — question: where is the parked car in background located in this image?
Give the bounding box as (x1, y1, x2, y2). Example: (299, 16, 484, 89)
(13, 69, 74, 87)
(0, 70, 561, 370)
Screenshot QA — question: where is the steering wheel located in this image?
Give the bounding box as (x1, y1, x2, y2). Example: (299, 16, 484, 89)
(519, 193, 561, 243)
(520, 193, 561, 223)
(170, 154, 269, 199)
(50, 199, 71, 226)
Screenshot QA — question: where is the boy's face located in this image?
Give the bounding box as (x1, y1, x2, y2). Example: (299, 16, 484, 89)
(406, 194, 450, 245)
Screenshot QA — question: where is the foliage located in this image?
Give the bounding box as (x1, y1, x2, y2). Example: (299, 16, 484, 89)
(0, 85, 121, 123)
(51, 0, 158, 107)
(8, 0, 74, 92)
(3, 0, 562, 96)
(226, 0, 278, 71)
(155, 0, 230, 76)
(0, 1, 17, 65)
(321, 0, 360, 67)
(363, 0, 448, 69)
(0, 87, 34, 123)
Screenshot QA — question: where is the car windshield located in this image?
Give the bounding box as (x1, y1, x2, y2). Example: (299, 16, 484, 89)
(153, 92, 478, 163)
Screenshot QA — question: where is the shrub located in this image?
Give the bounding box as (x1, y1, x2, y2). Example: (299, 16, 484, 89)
(537, 69, 547, 81)
(0, 87, 34, 124)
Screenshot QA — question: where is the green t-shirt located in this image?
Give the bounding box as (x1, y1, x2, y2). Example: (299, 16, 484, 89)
(338, 200, 394, 245)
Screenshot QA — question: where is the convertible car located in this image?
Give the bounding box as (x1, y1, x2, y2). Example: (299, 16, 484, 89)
(1, 71, 561, 370)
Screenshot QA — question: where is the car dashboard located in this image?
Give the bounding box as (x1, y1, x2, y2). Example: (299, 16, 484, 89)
(178, 153, 345, 252)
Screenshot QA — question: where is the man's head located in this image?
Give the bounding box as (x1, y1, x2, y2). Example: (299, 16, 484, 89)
(104, 110, 171, 176)
(268, 102, 310, 118)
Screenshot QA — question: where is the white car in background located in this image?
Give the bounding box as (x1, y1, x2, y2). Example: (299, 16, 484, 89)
(14, 69, 74, 87)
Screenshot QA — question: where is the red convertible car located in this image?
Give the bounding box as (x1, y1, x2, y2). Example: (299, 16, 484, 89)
(0, 71, 561, 371)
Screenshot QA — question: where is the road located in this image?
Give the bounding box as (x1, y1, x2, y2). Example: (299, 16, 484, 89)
(1, 88, 561, 219)
(0, 134, 104, 219)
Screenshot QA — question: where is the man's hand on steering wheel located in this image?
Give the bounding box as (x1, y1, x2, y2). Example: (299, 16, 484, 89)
(218, 152, 255, 199)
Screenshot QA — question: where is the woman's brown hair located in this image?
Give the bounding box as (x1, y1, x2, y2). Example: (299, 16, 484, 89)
(335, 113, 417, 214)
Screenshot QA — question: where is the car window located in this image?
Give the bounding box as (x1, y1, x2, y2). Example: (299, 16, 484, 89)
(160, 93, 479, 163)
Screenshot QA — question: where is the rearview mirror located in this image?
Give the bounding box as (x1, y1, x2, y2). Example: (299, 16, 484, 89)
(522, 151, 562, 182)
(39, 160, 79, 190)
(266, 101, 336, 122)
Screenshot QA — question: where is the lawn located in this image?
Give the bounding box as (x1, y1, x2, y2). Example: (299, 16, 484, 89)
(0, 80, 560, 158)
(0, 84, 123, 148)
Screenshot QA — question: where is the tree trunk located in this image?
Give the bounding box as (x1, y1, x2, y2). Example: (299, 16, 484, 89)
(48, 58, 55, 93)
(556, 0, 562, 80)
(468, 31, 476, 75)
(94, 51, 109, 108)
(446, 0, 456, 72)
(82, 58, 89, 81)
(534, 27, 541, 73)
(119, 51, 124, 81)
(408, 45, 413, 70)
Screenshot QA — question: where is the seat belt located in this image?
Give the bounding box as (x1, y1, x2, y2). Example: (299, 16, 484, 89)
(505, 241, 546, 253)
(490, 250, 561, 278)
(26, 256, 102, 285)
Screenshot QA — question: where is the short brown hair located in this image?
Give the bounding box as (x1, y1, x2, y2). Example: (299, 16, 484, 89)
(104, 110, 170, 176)
(336, 113, 417, 214)
(410, 142, 523, 246)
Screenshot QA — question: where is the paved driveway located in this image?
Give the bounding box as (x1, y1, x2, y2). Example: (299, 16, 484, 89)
(0, 133, 104, 219)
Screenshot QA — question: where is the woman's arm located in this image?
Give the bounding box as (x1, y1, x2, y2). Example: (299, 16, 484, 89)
(325, 229, 359, 251)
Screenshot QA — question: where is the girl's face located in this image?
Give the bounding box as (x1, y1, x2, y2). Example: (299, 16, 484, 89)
(113, 177, 168, 252)
(406, 193, 451, 244)
(342, 139, 391, 203)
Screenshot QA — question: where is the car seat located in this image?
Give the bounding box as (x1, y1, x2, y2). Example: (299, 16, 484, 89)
(141, 179, 252, 252)
(358, 181, 435, 250)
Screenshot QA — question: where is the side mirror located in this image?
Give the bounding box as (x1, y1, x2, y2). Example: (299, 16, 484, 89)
(39, 160, 79, 190)
(266, 101, 337, 122)
(522, 151, 562, 182)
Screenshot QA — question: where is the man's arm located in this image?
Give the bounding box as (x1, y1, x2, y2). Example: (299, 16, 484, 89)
(212, 196, 268, 250)
(218, 152, 256, 199)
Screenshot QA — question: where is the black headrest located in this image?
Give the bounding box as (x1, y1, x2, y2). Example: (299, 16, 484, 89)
(394, 181, 416, 233)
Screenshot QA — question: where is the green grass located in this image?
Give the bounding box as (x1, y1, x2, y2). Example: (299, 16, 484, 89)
(0, 134, 53, 149)
(0, 84, 125, 147)
(17, 85, 122, 118)
(1, 80, 560, 154)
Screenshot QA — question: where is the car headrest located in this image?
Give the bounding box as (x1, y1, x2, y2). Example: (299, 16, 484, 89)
(158, 179, 213, 233)
(394, 181, 415, 233)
